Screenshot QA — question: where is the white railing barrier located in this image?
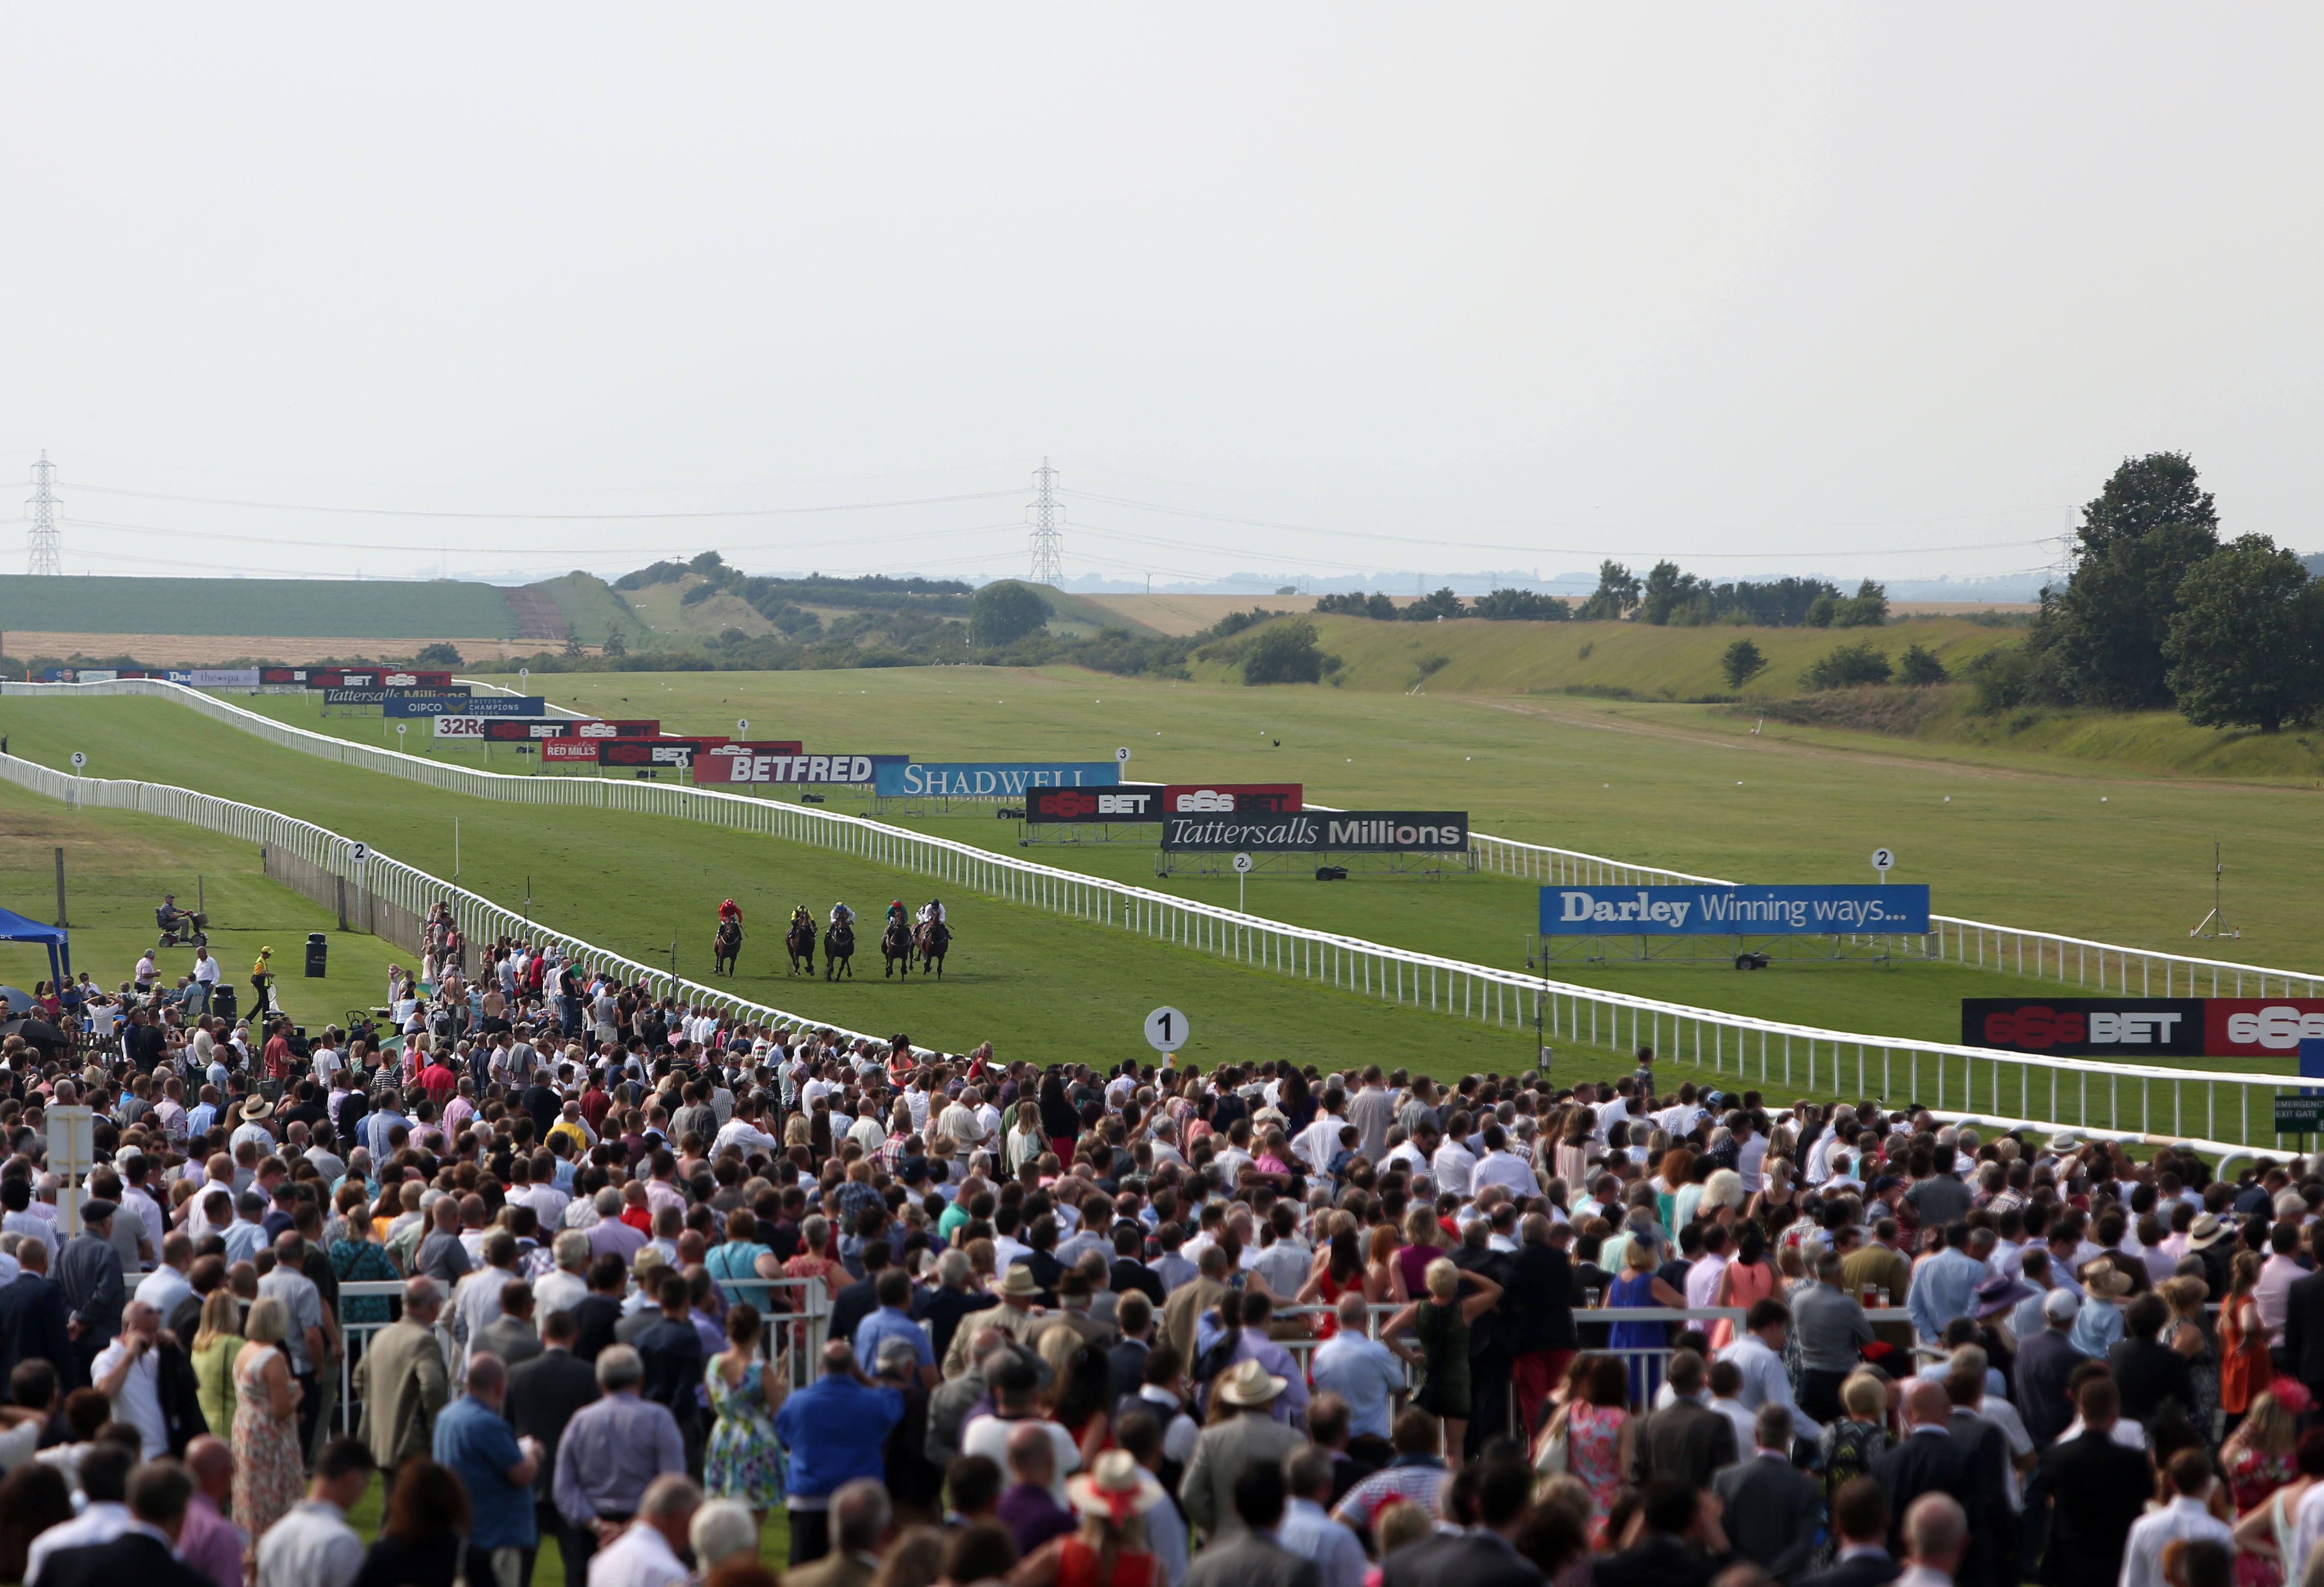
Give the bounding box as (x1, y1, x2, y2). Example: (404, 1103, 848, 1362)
(0, 751, 932, 1064)
(3, 680, 2315, 1149)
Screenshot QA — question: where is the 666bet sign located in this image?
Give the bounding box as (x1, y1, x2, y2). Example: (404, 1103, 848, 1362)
(1964, 997, 2324, 1059)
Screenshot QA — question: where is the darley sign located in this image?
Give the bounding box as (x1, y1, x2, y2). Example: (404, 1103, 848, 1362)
(1540, 884, 1931, 936)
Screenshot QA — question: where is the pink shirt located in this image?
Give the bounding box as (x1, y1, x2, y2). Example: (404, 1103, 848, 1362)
(178, 1492, 246, 1587)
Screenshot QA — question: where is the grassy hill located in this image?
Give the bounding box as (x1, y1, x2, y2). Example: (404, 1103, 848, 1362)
(0, 573, 520, 639)
(1187, 611, 2024, 698)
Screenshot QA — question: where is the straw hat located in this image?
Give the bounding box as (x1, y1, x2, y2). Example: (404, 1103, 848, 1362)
(1069, 1450, 1166, 1522)
(240, 1097, 274, 1121)
(2186, 1214, 2228, 1252)
(1215, 1357, 1289, 1408)
(2080, 1266, 2134, 1298)
(998, 1265, 1043, 1299)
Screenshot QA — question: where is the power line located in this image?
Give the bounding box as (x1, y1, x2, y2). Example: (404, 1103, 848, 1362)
(66, 482, 1023, 521)
(57, 514, 1031, 560)
(25, 453, 60, 576)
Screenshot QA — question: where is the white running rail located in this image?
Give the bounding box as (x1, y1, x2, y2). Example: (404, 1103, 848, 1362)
(0, 748, 927, 1058)
(3, 679, 2316, 1148)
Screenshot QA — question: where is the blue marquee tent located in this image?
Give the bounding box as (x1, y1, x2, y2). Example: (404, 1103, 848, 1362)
(0, 907, 69, 999)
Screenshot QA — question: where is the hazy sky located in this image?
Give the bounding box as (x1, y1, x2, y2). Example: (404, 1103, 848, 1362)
(2, 6, 2316, 589)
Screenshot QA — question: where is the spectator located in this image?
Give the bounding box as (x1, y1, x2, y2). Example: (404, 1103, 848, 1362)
(352, 1277, 450, 1485)
(785, 1477, 889, 1587)
(506, 1308, 602, 1586)
(351, 1458, 469, 1587)
(774, 1341, 904, 1566)
(30, 1457, 210, 1587)
(1275, 1445, 1365, 1587)
(584, 1473, 701, 1587)
(1179, 1359, 1308, 1542)
(1184, 1464, 1322, 1587)
(2040, 1377, 2152, 1587)
(553, 1345, 687, 1573)
(1711, 1404, 1824, 1581)
(252, 1437, 375, 1587)
(431, 1353, 540, 1587)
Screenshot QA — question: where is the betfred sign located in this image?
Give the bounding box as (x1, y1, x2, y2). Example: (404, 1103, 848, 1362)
(1963, 998, 2207, 1057)
(1027, 784, 1165, 821)
(1162, 784, 1303, 814)
(542, 739, 600, 763)
(695, 748, 879, 786)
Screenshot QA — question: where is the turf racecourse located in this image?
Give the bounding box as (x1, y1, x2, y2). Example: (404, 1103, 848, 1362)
(221, 666, 2324, 1049)
(0, 695, 1570, 1081)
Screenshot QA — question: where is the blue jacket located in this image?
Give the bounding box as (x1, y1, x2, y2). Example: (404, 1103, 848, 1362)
(772, 1373, 904, 1498)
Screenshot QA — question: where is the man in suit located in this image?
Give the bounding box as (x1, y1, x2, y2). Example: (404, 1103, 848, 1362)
(2110, 1293, 2196, 1426)
(1383, 1456, 1545, 1587)
(2039, 1377, 2153, 1587)
(1798, 1478, 1900, 1587)
(56, 1200, 127, 1380)
(1871, 1383, 1976, 1568)
(1839, 1216, 1915, 1357)
(636, 1270, 709, 1476)
(36, 1458, 214, 1587)
(784, 1477, 891, 1587)
(1186, 1464, 1323, 1587)
(1712, 1405, 1825, 1583)
(475, 1281, 543, 1369)
(2281, 1220, 2324, 1406)
(1111, 1223, 1165, 1308)
(0, 1236, 74, 1386)
(1592, 1476, 1726, 1587)
(1179, 1359, 1309, 1542)
(1107, 1290, 1156, 1406)
(2012, 1289, 2086, 1446)
(507, 1309, 601, 1587)
(825, 1239, 894, 1351)
(1161, 1244, 1233, 1363)
(1940, 1366, 2011, 1587)
(353, 1275, 451, 1486)
(1627, 1351, 1739, 1490)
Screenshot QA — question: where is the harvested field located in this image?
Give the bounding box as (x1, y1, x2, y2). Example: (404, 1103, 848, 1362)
(0, 633, 550, 665)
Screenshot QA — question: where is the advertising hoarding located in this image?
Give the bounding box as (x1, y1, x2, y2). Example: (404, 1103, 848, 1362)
(598, 739, 721, 769)
(387, 695, 545, 717)
(873, 761, 1121, 797)
(694, 749, 890, 786)
(1961, 998, 2207, 1057)
(1161, 784, 1303, 814)
(1026, 785, 1166, 821)
(1539, 884, 1932, 936)
(1161, 810, 1469, 853)
(541, 739, 601, 763)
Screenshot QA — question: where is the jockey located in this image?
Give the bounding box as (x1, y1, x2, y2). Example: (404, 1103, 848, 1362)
(916, 897, 946, 928)
(718, 898, 742, 929)
(885, 899, 908, 930)
(829, 900, 856, 928)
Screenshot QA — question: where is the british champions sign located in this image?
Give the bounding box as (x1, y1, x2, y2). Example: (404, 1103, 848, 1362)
(1540, 884, 1931, 936)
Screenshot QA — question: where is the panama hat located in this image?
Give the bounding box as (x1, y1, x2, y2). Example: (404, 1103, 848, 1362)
(998, 1265, 1043, 1299)
(2081, 1266, 2134, 1298)
(1069, 1450, 1167, 1521)
(2047, 1132, 2078, 1154)
(240, 1097, 274, 1121)
(2186, 1213, 2228, 1251)
(1215, 1357, 1289, 1408)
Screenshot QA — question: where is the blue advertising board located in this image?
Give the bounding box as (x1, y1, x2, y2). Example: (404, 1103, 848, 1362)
(385, 695, 546, 717)
(1540, 884, 1930, 935)
(873, 761, 1121, 797)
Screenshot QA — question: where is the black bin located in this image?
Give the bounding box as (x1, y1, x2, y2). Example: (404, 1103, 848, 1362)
(304, 931, 329, 978)
(210, 984, 237, 1021)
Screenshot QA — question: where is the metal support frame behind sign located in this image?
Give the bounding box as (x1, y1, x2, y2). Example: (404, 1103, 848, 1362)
(48, 1106, 92, 1236)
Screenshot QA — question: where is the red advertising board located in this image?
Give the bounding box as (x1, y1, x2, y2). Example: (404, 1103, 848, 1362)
(599, 738, 727, 769)
(482, 719, 581, 742)
(2205, 999, 2324, 1057)
(566, 719, 662, 739)
(1160, 783, 1303, 814)
(542, 739, 601, 762)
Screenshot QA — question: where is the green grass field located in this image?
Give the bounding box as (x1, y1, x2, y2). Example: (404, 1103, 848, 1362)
(0, 573, 519, 639)
(7, 686, 2314, 1140)
(205, 669, 2324, 1047)
(0, 788, 404, 1025)
(0, 694, 1577, 1081)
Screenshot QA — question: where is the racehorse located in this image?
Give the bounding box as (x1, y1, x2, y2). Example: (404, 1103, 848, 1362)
(713, 920, 742, 976)
(915, 918, 951, 979)
(785, 915, 816, 976)
(880, 918, 914, 978)
(824, 919, 855, 980)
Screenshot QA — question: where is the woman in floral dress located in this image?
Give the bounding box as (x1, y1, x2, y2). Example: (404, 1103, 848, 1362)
(231, 1298, 307, 1555)
(704, 1303, 786, 1521)
(1556, 1354, 1632, 1544)
(2221, 1391, 2300, 1587)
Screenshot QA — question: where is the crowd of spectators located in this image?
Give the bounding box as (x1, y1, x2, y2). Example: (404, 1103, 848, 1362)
(0, 930, 2316, 1587)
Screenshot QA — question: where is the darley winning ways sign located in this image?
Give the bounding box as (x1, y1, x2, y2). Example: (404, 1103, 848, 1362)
(1540, 884, 1931, 935)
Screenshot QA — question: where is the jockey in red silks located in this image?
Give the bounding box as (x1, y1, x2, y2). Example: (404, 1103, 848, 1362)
(718, 898, 742, 929)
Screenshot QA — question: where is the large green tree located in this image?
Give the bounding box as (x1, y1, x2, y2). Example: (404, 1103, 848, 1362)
(967, 580, 1051, 647)
(1575, 561, 1641, 621)
(2032, 453, 2220, 710)
(2164, 534, 2324, 733)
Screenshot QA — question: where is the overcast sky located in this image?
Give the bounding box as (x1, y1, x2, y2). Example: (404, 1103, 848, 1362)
(2, 6, 2316, 589)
